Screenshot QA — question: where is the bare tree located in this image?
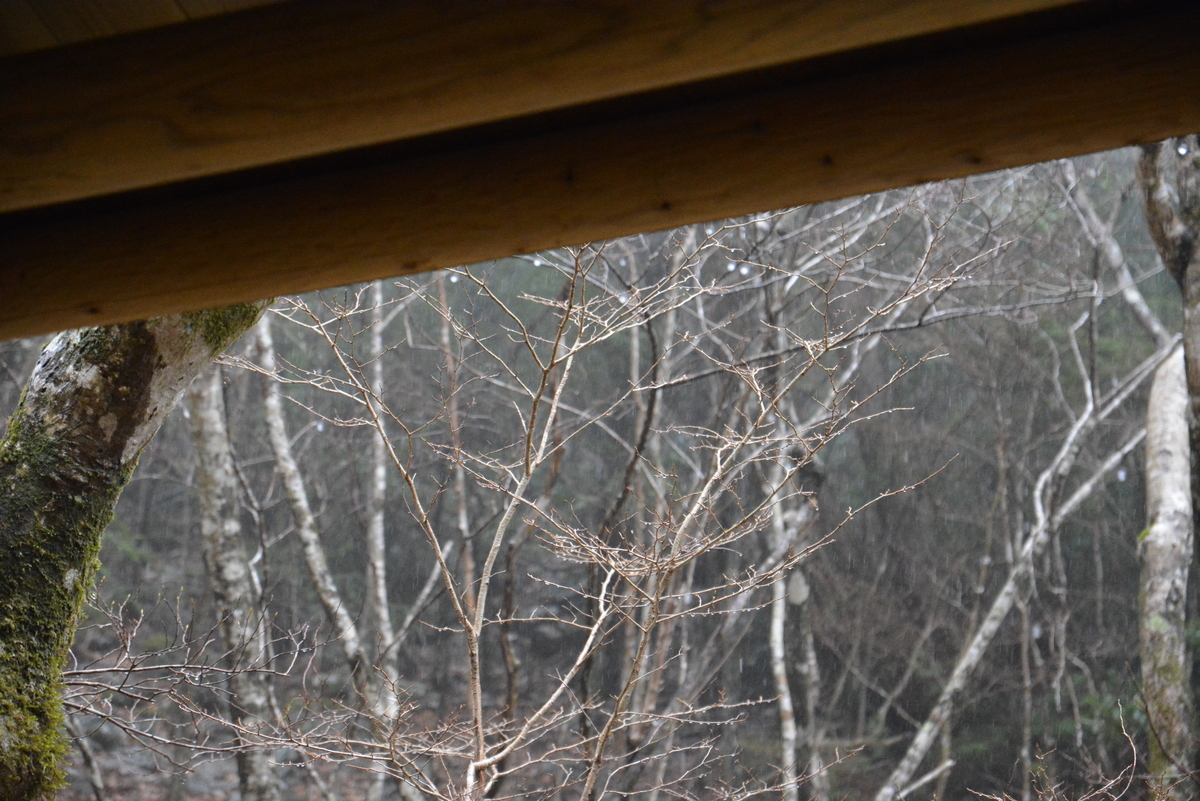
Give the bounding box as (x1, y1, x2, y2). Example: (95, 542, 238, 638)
(872, 204, 1179, 799)
(226, 189, 994, 800)
(258, 300, 429, 801)
(873, 347, 1162, 800)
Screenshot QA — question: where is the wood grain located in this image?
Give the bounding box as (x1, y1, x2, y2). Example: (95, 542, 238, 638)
(1, 2, 1196, 341)
(0, 0, 1078, 214)
(0, 0, 280, 56)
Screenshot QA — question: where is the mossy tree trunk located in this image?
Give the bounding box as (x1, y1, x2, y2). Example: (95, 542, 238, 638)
(0, 303, 264, 801)
(186, 364, 280, 801)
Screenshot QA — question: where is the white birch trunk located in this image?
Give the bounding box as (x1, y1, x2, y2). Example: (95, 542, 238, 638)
(1140, 349, 1195, 798)
(769, 480, 820, 801)
(797, 572, 831, 801)
(186, 365, 280, 801)
(363, 282, 419, 801)
(366, 280, 397, 685)
(258, 309, 421, 800)
(770, 570, 800, 801)
(257, 314, 368, 680)
(1137, 141, 1200, 799)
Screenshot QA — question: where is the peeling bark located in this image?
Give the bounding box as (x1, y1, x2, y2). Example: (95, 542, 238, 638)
(186, 364, 280, 801)
(1141, 349, 1195, 797)
(0, 303, 263, 801)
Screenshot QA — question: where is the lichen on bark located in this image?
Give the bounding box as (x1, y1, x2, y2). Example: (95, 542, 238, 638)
(0, 302, 265, 800)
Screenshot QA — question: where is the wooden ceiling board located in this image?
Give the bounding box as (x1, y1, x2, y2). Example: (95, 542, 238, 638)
(176, 0, 286, 19)
(20, 0, 118, 47)
(0, 0, 276, 56)
(0, 1, 57, 55)
(2, 1, 1196, 341)
(0, 0, 1082, 215)
(92, 1, 188, 30)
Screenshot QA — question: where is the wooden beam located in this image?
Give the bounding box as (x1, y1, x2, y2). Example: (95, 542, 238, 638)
(2, 1, 1199, 340)
(1, 0, 1078, 214)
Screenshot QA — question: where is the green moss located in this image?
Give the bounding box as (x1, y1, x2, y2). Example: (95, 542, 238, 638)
(181, 302, 268, 354)
(0, 331, 163, 799)
(0, 411, 125, 798)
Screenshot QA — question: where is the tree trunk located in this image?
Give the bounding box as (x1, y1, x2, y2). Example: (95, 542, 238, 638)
(770, 482, 822, 801)
(1138, 138, 1200, 799)
(770, 567, 800, 801)
(1141, 348, 1195, 797)
(1139, 137, 1200, 515)
(256, 314, 367, 681)
(186, 364, 281, 801)
(364, 280, 398, 701)
(796, 572, 830, 801)
(0, 304, 263, 801)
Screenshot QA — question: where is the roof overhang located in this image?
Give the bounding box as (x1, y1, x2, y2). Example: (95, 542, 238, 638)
(2, 0, 1198, 339)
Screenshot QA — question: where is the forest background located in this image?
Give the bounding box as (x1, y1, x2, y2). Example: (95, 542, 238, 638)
(2, 143, 1195, 801)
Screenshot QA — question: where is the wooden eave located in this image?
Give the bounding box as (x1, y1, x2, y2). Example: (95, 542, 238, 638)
(2, 0, 1199, 340)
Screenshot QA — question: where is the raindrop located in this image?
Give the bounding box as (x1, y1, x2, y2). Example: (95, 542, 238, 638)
(726, 262, 737, 272)
(705, 226, 714, 235)
(533, 258, 544, 267)
(738, 658, 743, 674)
(738, 265, 750, 276)
(619, 258, 627, 266)
(617, 293, 630, 304)
(449, 275, 459, 283)
(1116, 468, 1127, 482)
(1178, 142, 1191, 156)
(317, 421, 325, 432)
